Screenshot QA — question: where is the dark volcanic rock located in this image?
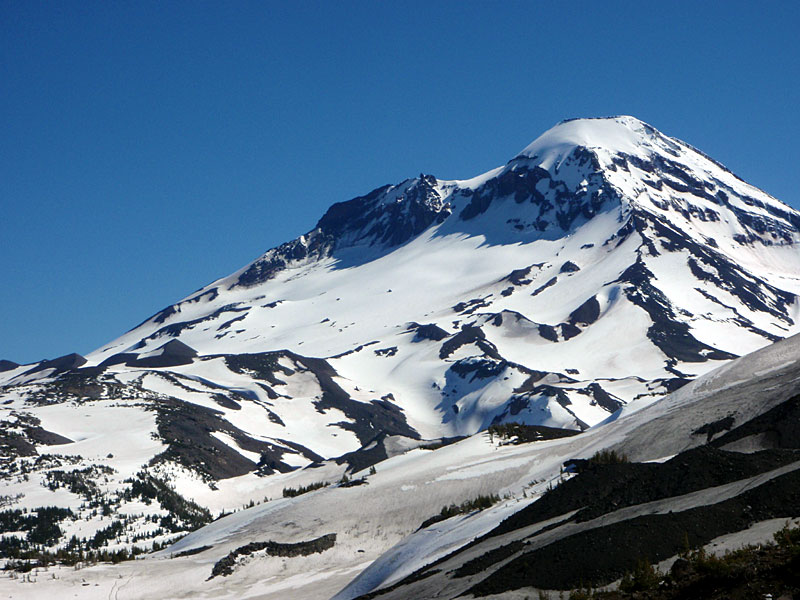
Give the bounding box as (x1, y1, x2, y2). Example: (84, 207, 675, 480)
(710, 394, 800, 450)
(296, 354, 420, 444)
(585, 382, 623, 412)
(25, 425, 73, 446)
(458, 163, 599, 227)
(235, 175, 450, 288)
(559, 323, 581, 340)
(559, 260, 581, 273)
(453, 297, 492, 315)
(235, 232, 336, 288)
(223, 352, 293, 386)
(97, 353, 139, 368)
(439, 326, 502, 360)
(489, 446, 799, 540)
(221, 351, 419, 446)
(408, 323, 450, 342)
(502, 264, 543, 286)
(152, 394, 305, 479)
(450, 358, 507, 382)
(0, 414, 73, 458)
(130, 340, 198, 368)
(692, 415, 736, 442)
(135, 304, 250, 344)
(487, 423, 580, 445)
(569, 296, 601, 326)
(0, 360, 19, 372)
(537, 324, 559, 342)
(616, 258, 737, 365)
(638, 210, 796, 327)
(316, 176, 447, 248)
(531, 277, 557, 296)
(467, 463, 800, 593)
(335, 433, 391, 473)
(24, 353, 87, 376)
(0, 431, 37, 457)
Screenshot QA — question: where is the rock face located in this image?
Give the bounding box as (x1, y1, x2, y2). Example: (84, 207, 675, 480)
(235, 174, 451, 288)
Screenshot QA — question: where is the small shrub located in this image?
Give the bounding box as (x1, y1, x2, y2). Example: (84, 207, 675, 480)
(773, 521, 800, 548)
(684, 544, 760, 582)
(568, 587, 595, 599)
(282, 481, 327, 498)
(419, 494, 501, 529)
(587, 449, 629, 465)
(619, 557, 660, 592)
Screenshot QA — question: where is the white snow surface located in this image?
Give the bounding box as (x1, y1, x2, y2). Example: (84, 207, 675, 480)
(518, 116, 648, 168)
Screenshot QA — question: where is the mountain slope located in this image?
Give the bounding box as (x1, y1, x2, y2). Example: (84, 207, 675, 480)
(1, 116, 799, 575)
(334, 330, 800, 600)
(85, 115, 800, 436)
(3, 325, 799, 600)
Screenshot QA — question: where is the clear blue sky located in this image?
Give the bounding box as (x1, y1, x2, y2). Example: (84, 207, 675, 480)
(2, 1, 799, 364)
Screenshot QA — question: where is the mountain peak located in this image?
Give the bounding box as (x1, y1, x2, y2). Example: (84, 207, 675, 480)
(515, 116, 663, 168)
(86, 116, 800, 380)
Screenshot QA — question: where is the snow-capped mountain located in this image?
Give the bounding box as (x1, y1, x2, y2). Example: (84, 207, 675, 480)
(79, 116, 800, 435)
(4, 115, 800, 465)
(1, 116, 799, 595)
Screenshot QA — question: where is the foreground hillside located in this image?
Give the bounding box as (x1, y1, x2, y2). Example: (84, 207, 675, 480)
(1, 329, 799, 599)
(335, 331, 800, 600)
